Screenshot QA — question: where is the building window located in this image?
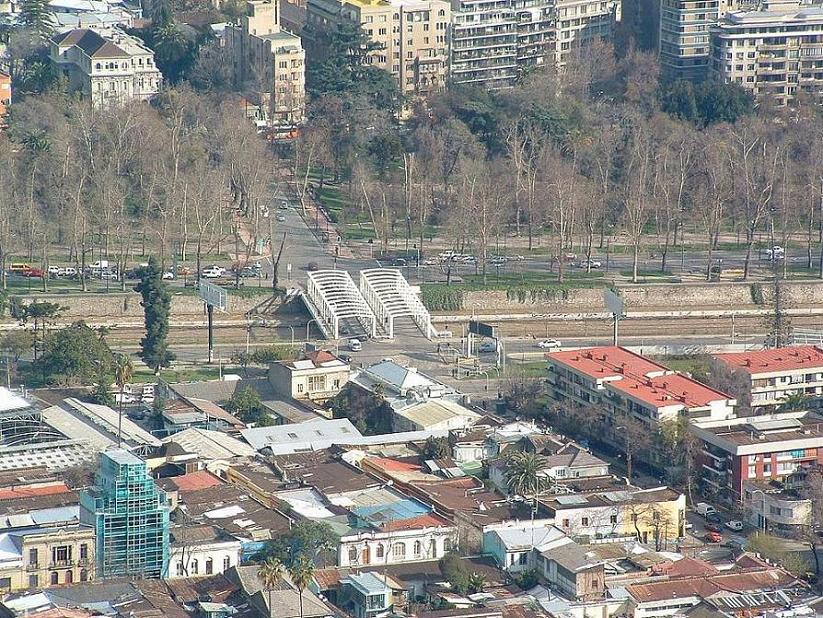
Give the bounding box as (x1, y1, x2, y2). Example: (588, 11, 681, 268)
(177, 562, 185, 576)
(562, 519, 570, 527)
(223, 557, 231, 571)
(29, 549, 38, 566)
(444, 538, 452, 553)
(349, 547, 358, 563)
(65, 570, 73, 584)
(413, 541, 422, 557)
(80, 544, 88, 560)
(392, 543, 406, 559)
(29, 575, 38, 588)
(581, 517, 590, 526)
(80, 569, 88, 582)
(206, 558, 213, 575)
(50, 572, 58, 585)
(191, 559, 199, 575)
(610, 514, 618, 524)
(376, 544, 384, 558)
(297, 384, 304, 393)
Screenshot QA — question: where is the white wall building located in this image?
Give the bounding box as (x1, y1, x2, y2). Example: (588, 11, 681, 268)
(169, 526, 242, 579)
(338, 523, 457, 568)
(50, 28, 162, 108)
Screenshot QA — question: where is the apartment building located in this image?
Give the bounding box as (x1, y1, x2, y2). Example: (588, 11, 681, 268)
(691, 411, 823, 500)
(306, 0, 450, 94)
(550, 0, 618, 66)
(659, 0, 721, 81)
(225, 0, 306, 127)
(710, 4, 823, 105)
(743, 478, 811, 532)
(448, 0, 519, 87)
(546, 346, 737, 426)
(49, 28, 161, 108)
(713, 346, 823, 410)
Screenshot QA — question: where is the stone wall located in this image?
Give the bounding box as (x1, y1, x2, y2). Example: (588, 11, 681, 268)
(455, 280, 823, 315)
(8, 291, 265, 321)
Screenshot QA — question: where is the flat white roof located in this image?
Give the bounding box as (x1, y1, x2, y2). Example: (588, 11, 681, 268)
(0, 387, 31, 414)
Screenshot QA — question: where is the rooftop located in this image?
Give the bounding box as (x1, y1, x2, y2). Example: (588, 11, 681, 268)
(0, 387, 33, 413)
(162, 428, 256, 460)
(269, 450, 378, 495)
(691, 411, 823, 452)
(490, 524, 567, 551)
(394, 399, 481, 429)
(165, 470, 224, 492)
(625, 568, 799, 603)
(241, 419, 361, 452)
(549, 346, 734, 409)
(282, 350, 349, 371)
(43, 399, 161, 448)
(51, 28, 130, 57)
(713, 346, 823, 375)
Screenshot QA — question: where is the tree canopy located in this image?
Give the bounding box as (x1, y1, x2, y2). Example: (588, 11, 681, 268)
(34, 321, 114, 385)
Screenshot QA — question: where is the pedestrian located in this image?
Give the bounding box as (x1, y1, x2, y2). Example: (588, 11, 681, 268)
(437, 343, 441, 353)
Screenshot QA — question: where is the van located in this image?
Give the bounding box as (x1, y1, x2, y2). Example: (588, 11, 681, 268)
(696, 502, 717, 518)
(9, 263, 31, 274)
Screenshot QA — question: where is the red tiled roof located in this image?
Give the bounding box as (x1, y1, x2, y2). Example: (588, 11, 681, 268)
(652, 557, 719, 577)
(172, 470, 223, 492)
(714, 346, 823, 375)
(367, 457, 423, 473)
(626, 569, 797, 603)
(549, 346, 733, 409)
(381, 512, 451, 532)
(304, 350, 337, 364)
(0, 481, 70, 501)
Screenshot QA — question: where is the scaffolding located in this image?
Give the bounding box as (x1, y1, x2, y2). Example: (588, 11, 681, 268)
(80, 450, 170, 579)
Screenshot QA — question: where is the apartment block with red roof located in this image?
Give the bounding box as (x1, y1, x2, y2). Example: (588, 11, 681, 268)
(546, 346, 737, 427)
(691, 411, 823, 501)
(713, 346, 823, 410)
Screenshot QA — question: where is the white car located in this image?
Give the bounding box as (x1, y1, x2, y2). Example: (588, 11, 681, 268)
(537, 339, 562, 350)
(348, 338, 362, 352)
(48, 266, 62, 277)
(201, 266, 225, 279)
(762, 245, 785, 261)
(64, 267, 77, 277)
(576, 259, 602, 269)
(725, 520, 744, 531)
(162, 271, 175, 280)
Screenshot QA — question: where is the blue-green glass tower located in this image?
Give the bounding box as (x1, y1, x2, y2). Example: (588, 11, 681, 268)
(80, 450, 170, 579)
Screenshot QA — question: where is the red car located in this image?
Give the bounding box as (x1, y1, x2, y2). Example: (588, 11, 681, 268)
(705, 531, 723, 543)
(21, 267, 45, 278)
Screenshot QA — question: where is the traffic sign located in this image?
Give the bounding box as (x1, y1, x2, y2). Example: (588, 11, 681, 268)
(604, 288, 625, 317)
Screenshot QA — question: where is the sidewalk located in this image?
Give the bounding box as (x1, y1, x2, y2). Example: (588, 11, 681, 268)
(289, 182, 355, 259)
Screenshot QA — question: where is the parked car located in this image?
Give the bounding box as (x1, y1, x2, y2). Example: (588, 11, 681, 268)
(162, 271, 175, 280)
(704, 531, 723, 544)
(762, 245, 785, 261)
(696, 502, 717, 518)
(276, 214, 286, 222)
(338, 354, 352, 363)
(239, 267, 257, 278)
(21, 267, 45, 278)
(706, 512, 723, 524)
(100, 271, 119, 281)
(705, 523, 722, 533)
(9, 262, 32, 274)
(725, 520, 744, 531)
(536, 339, 562, 350)
(489, 256, 507, 266)
(48, 266, 62, 278)
(201, 265, 225, 279)
(391, 258, 407, 267)
(307, 261, 320, 272)
(576, 259, 602, 269)
(348, 338, 362, 352)
(63, 267, 78, 278)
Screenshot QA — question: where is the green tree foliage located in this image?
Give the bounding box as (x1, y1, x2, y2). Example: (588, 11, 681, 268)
(17, 0, 55, 44)
(329, 383, 393, 435)
(0, 330, 35, 376)
(135, 257, 175, 374)
(306, 23, 400, 112)
(223, 386, 275, 425)
(257, 558, 285, 612)
(288, 556, 314, 618)
(34, 321, 114, 385)
(516, 569, 539, 590)
(438, 553, 471, 594)
(260, 521, 338, 567)
(662, 79, 753, 126)
(422, 436, 451, 459)
(92, 378, 115, 406)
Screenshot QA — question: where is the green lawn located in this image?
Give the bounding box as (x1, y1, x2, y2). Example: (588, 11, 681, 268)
(131, 366, 226, 383)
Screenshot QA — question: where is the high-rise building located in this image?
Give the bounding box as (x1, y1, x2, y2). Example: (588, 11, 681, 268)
(550, 0, 619, 66)
(80, 450, 170, 579)
(710, 4, 823, 105)
(306, 0, 451, 95)
(225, 0, 306, 128)
(449, 0, 518, 87)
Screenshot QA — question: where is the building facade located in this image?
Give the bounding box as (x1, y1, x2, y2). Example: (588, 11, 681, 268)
(713, 346, 823, 410)
(268, 351, 351, 402)
(169, 527, 242, 579)
(306, 0, 451, 95)
(710, 5, 823, 105)
(50, 28, 161, 108)
(0, 527, 95, 593)
(743, 479, 811, 532)
(691, 411, 823, 500)
(659, 0, 720, 81)
(225, 0, 306, 127)
(80, 450, 170, 579)
(0, 71, 9, 126)
(550, 0, 618, 66)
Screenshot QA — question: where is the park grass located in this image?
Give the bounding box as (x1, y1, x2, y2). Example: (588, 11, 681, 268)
(131, 366, 226, 383)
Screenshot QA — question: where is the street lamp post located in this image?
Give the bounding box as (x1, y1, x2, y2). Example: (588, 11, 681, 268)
(287, 325, 295, 346)
(306, 318, 318, 341)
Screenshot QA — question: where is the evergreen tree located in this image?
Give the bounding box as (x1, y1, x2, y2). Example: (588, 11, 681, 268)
(135, 257, 175, 374)
(17, 0, 55, 44)
(765, 275, 792, 348)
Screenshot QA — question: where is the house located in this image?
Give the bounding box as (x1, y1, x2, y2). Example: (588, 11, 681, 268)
(241, 418, 361, 453)
(161, 399, 244, 436)
(168, 525, 241, 579)
(546, 346, 737, 425)
(393, 399, 481, 432)
(712, 346, 823, 410)
(538, 541, 605, 601)
(540, 487, 686, 548)
(742, 478, 812, 532)
(338, 572, 392, 618)
(482, 524, 567, 573)
(49, 28, 162, 108)
(268, 350, 350, 403)
(690, 411, 823, 500)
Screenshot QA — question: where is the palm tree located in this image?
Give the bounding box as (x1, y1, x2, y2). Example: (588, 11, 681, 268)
(288, 555, 315, 618)
(505, 451, 548, 497)
(257, 558, 285, 614)
(467, 572, 486, 594)
(113, 353, 134, 447)
(779, 392, 810, 411)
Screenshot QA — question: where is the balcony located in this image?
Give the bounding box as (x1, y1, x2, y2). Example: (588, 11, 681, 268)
(50, 560, 75, 568)
(26, 563, 40, 571)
